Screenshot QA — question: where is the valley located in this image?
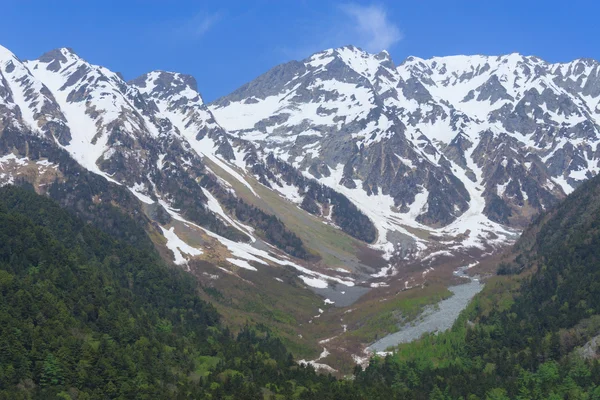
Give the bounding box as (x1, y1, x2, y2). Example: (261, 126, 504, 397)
(1, 37, 600, 398)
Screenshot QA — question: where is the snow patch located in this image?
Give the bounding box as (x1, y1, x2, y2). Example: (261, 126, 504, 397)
(226, 258, 257, 271)
(161, 227, 203, 266)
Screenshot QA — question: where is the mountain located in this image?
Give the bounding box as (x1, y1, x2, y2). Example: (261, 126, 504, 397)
(0, 185, 344, 399)
(5, 42, 600, 278)
(4, 42, 600, 374)
(3, 139, 600, 399)
(338, 160, 600, 399)
(0, 44, 379, 298)
(210, 46, 600, 267)
(3, 40, 600, 398)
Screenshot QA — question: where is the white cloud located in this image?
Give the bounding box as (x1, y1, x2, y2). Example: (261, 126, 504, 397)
(279, 3, 402, 61)
(177, 12, 222, 39)
(340, 4, 402, 52)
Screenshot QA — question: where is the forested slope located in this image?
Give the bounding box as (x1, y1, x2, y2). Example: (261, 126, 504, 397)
(0, 186, 332, 399)
(338, 173, 600, 399)
(4, 168, 600, 399)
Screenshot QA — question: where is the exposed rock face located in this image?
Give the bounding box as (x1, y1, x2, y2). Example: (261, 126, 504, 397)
(210, 47, 600, 257)
(0, 44, 376, 269)
(130, 70, 377, 245)
(0, 47, 71, 144)
(3, 42, 600, 268)
(129, 71, 235, 161)
(23, 48, 250, 241)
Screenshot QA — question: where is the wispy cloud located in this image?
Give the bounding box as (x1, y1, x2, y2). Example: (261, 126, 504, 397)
(279, 3, 402, 61)
(339, 3, 402, 52)
(176, 11, 222, 39)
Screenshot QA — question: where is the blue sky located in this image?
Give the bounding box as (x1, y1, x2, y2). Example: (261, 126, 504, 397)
(1, 0, 598, 101)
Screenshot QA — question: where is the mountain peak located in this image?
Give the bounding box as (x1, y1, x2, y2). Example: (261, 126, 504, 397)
(35, 47, 82, 72)
(336, 44, 363, 53)
(306, 45, 379, 62)
(0, 44, 18, 62)
(37, 47, 77, 61)
(302, 45, 396, 79)
(130, 70, 202, 104)
(334, 45, 396, 76)
(375, 49, 392, 62)
(499, 52, 533, 64)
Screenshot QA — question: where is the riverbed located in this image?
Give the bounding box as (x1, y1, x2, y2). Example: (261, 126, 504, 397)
(368, 265, 483, 352)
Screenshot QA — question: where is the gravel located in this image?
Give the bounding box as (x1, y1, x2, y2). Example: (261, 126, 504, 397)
(368, 266, 483, 352)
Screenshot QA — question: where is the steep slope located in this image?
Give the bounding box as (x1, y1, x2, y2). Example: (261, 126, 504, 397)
(0, 44, 380, 306)
(340, 170, 600, 399)
(129, 70, 235, 161)
(495, 170, 600, 348)
(210, 46, 600, 265)
(130, 70, 378, 245)
(24, 48, 248, 240)
(23, 47, 329, 262)
(0, 46, 71, 145)
(4, 149, 600, 400)
(0, 185, 349, 399)
(399, 54, 599, 202)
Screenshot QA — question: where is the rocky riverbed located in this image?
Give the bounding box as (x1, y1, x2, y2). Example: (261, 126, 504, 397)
(368, 265, 483, 352)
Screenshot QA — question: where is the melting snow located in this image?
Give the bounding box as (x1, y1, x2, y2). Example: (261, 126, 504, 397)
(226, 258, 257, 271)
(298, 348, 336, 373)
(161, 226, 203, 266)
(300, 276, 329, 289)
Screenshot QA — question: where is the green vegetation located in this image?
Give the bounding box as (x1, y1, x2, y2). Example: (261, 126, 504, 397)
(332, 172, 600, 399)
(200, 167, 313, 261)
(346, 286, 453, 344)
(262, 153, 377, 243)
(202, 156, 371, 269)
(0, 186, 332, 399)
(5, 166, 600, 399)
(195, 265, 326, 361)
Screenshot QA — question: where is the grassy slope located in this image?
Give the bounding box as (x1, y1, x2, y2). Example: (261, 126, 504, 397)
(196, 158, 465, 369)
(203, 157, 374, 271)
(195, 261, 328, 359)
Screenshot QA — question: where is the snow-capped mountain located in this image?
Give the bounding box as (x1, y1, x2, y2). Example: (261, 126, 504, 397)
(23, 48, 259, 242)
(0, 46, 71, 144)
(210, 45, 600, 264)
(0, 44, 375, 295)
(2, 41, 599, 286)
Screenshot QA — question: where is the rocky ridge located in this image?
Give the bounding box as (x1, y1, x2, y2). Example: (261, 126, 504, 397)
(0, 44, 373, 293)
(210, 46, 600, 267)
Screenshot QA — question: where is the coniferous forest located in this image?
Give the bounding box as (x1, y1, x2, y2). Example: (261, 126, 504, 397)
(3, 172, 600, 399)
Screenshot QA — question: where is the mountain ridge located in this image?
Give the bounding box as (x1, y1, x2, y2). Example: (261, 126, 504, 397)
(0, 43, 380, 297)
(209, 45, 600, 270)
(4, 42, 600, 391)
(2, 41, 600, 287)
